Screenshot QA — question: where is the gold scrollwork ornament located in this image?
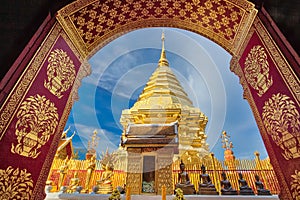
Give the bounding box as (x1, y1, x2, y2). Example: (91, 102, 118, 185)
(11, 94, 59, 158)
(44, 49, 76, 99)
(291, 170, 300, 200)
(244, 45, 273, 97)
(262, 93, 300, 160)
(0, 166, 33, 200)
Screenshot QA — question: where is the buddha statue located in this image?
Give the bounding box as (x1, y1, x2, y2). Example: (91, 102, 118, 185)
(220, 172, 237, 195)
(198, 164, 218, 195)
(175, 160, 195, 195)
(255, 175, 272, 195)
(96, 162, 114, 194)
(67, 172, 82, 193)
(57, 157, 69, 191)
(238, 173, 254, 195)
(83, 154, 96, 193)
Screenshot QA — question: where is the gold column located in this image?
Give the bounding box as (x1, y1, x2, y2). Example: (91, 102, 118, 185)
(126, 148, 142, 194)
(255, 151, 270, 190)
(126, 186, 131, 200)
(211, 153, 220, 194)
(161, 185, 166, 200)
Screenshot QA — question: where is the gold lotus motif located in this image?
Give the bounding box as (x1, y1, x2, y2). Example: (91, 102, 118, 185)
(11, 94, 59, 158)
(44, 49, 76, 99)
(244, 45, 273, 97)
(262, 93, 300, 160)
(0, 166, 33, 200)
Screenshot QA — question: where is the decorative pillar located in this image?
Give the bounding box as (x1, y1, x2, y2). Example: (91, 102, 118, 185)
(161, 185, 166, 200)
(230, 14, 299, 200)
(0, 22, 90, 199)
(157, 148, 174, 195)
(211, 153, 220, 193)
(126, 148, 142, 194)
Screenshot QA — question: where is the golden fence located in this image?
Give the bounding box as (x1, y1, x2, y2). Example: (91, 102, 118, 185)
(48, 155, 279, 194)
(47, 159, 127, 192)
(172, 157, 280, 194)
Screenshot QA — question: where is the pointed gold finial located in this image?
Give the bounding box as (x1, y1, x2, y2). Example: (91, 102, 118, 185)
(158, 31, 169, 67)
(161, 31, 165, 50)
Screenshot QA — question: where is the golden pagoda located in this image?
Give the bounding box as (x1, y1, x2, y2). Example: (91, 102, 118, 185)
(119, 32, 210, 194)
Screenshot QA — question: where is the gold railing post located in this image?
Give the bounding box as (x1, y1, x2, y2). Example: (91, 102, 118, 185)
(254, 151, 269, 190)
(126, 186, 131, 200)
(211, 153, 220, 194)
(162, 185, 166, 200)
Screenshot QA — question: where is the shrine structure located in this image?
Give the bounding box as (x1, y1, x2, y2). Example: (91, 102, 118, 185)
(119, 33, 209, 194)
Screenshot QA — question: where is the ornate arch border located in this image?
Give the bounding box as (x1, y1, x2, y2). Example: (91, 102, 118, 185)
(56, 0, 257, 57)
(0, 0, 298, 199)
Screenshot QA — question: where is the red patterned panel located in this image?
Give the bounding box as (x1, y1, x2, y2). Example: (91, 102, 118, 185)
(0, 26, 82, 199)
(235, 20, 300, 200)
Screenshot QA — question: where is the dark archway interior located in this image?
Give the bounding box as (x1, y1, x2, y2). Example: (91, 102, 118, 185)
(0, 0, 299, 81)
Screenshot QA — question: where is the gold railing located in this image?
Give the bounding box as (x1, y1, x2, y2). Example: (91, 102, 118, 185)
(172, 156, 280, 194)
(47, 159, 126, 192)
(48, 154, 279, 194)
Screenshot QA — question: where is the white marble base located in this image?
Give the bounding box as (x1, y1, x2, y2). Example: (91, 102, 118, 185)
(45, 193, 279, 200)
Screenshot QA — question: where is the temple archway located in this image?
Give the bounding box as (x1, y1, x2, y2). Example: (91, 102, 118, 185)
(0, 0, 298, 199)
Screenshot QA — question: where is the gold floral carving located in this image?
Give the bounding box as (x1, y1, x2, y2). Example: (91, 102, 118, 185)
(254, 21, 300, 104)
(31, 27, 86, 199)
(44, 49, 76, 99)
(235, 17, 300, 104)
(230, 23, 295, 198)
(0, 23, 86, 199)
(11, 94, 59, 158)
(291, 170, 300, 200)
(0, 24, 62, 140)
(126, 150, 141, 194)
(57, 0, 257, 57)
(262, 93, 300, 160)
(0, 166, 33, 200)
(157, 157, 173, 194)
(244, 45, 273, 97)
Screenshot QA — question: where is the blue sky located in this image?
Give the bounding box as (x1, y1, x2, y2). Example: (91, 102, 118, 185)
(65, 27, 268, 160)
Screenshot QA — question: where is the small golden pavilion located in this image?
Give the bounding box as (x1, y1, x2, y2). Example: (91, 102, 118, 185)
(119, 33, 210, 195)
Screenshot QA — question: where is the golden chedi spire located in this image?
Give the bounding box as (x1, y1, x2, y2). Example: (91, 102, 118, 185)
(158, 31, 169, 67)
(128, 32, 193, 113)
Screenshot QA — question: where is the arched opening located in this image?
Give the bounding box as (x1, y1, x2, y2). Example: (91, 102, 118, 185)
(67, 27, 268, 161)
